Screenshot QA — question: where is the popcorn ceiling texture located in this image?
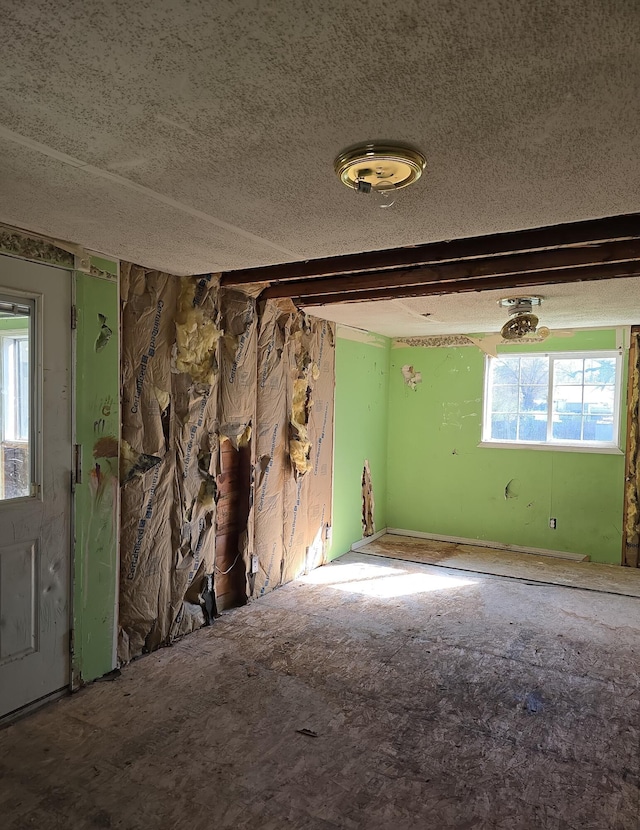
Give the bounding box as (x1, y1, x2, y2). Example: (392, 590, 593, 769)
(306, 276, 640, 338)
(1, 0, 639, 276)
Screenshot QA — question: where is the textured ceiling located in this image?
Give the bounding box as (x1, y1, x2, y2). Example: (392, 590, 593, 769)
(303, 277, 640, 338)
(1, 0, 640, 277)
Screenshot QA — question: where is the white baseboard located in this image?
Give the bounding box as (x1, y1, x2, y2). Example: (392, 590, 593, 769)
(385, 527, 589, 562)
(350, 528, 388, 551)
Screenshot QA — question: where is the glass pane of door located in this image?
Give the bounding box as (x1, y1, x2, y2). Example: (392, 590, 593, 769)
(0, 298, 33, 500)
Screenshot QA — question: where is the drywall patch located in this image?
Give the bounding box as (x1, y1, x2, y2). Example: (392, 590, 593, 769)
(362, 460, 375, 537)
(401, 364, 422, 390)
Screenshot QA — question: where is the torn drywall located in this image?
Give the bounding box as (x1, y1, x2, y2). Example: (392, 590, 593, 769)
(362, 460, 375, 537)
(402, 364, 422, 390)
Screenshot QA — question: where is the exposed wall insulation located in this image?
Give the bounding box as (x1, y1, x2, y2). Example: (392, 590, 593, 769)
(119, 266, 335, 662)
(253, 301, 288, 597)
(623, 328, 639, 567)
(282, 317, 334, 585)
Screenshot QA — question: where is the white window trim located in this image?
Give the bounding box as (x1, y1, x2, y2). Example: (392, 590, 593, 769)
(480, 349, 623, 453)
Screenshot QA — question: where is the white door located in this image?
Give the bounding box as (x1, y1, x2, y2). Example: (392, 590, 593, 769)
(0, 254, 71, 718)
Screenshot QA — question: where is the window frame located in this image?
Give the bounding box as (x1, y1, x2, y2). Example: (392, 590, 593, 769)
(0, 294, 38, 501)
(480, 349, 624, 453)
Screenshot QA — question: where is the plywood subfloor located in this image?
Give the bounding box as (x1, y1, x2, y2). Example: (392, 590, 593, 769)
(1, 551, 639, 829)
(359, 533, 640, 598)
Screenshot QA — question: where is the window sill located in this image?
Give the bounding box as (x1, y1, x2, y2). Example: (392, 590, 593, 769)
(478, 441, 623, 455)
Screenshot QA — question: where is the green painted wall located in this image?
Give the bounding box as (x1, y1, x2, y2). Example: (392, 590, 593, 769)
(387, 330, 627, 564)
(328, 331, 391, 560)
(0, 316, 28, 331)
(73, 260, 119, 683)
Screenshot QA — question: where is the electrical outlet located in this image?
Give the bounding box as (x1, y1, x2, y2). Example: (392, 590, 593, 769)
(549, 518, 557, 529)
(250, 554, 259, 574)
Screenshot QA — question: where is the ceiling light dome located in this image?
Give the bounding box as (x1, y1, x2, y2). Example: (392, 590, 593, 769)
(334, 142, 427, 207)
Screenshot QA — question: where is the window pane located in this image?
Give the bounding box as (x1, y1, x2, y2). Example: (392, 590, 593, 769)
(17, 338, 29, 441)
(0, 306, 32, 500)
(492, 357, 520, 384)
(519, 355, 549, 387)
(518, 414, 547, 442)
(520, 384, 548, 414)
(584, 358, 616, 385)
(491, 414, 517, 440)
(554, 359, 584, 385)
(583, 414, 614, 443)
(583, 385, 615, 416)
(486, 352, 619, 447)
(491, 385, 518, 413)
(553, 385, 583, 414)
(552, 414, 582, 441)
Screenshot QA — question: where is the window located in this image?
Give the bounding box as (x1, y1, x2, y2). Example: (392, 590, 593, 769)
(482, 351, 622, 450)
(0, 299, 34, 499)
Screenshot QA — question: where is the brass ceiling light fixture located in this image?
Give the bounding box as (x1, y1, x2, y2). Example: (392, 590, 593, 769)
(334, 142, 427, 208)
(499, 297, 550, 341)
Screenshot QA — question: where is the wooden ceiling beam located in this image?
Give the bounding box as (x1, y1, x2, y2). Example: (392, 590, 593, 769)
(221, 213, 640, 286)
(261, 239, 640, 301)
(293, 262, 640, 306)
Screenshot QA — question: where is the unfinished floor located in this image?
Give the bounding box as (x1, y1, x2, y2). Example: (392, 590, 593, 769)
(1, 550, 640, 830)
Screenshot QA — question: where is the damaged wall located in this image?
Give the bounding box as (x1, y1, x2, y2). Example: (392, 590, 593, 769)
(119, 267, 334, 662)
(386, 330, 626, 564)
(623, 327, 640, 567)
(328, 327, 390, 559)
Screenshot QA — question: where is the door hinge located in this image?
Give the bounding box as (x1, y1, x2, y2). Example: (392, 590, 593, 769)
(71, 304, 78, 330)
(30, 482, 41, 498)
(69, 628, 75, 656)
(73, 444, 83, 486)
